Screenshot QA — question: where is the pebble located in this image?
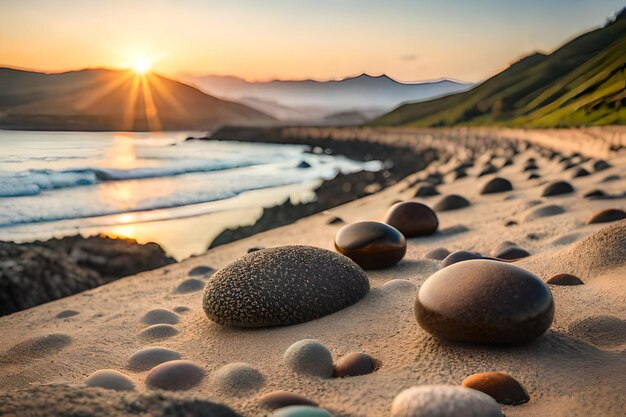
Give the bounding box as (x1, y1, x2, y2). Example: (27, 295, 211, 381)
(326, 216, 345, 225)
(480, 177, 513, 194)
(414, 184, 440, 197)
(259, 391, 318, 410)
(85, 369, 134, 391)
(586, 208, 626, 224)
(601, 174, 620, 182)
(423, 247, 450, 261)
(213, 362, 265, 394)
(284, 339, 334, 378)
(334, 352, 376, 377)
(440, 251, 482, 268)
(542, 181, 574, 197)
(478, 165, 498, 177)
(187, 265, 215, 277)
(523, 163, 538, 172)
(546, 273, 584, 286)
(584, 189, 607, 199)
(381, 279, 416, 291)
(127, 347, 182, 371)
(335, 221, 406, 269)
(384, 202, 439, 237)
(391, 385, 502, 417)
(593, 160, 611, 171)
(139, 324, 179, 340)
(203, 246, 369, 327)
(490, 241, 530, 260)
(572, 167, 590, 178)
(271, 406, 333, 417)
(527, 172, 541, 180)
(175, 278, 204, 293)
(415, 259, 554, 344)
(145, 360, 204, 391)
(433, 195, 470, 212)
(141, 309, 180, 325)
(522, 204, 566, 222)
(173, 306, 190, 314)
(56, 310, 79, 319)
(461, 372, 530, 405)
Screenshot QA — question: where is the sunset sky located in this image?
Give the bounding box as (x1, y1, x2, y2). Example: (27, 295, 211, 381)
(1, 0, 623, 83)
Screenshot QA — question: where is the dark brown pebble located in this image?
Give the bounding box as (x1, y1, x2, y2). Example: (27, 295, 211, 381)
(415, 259, 554, 344)
(586, 209, 626, 224)
(334, 352, 376, 377)
(584, 189, 607, 199)
(542, 181, 574, 196)
(490, 241, 531, 260)
(505, 220, 518, 227)
(384, 202, 439, 237)
(433, 195, 470, 212)
(480, 177, 513, 194)
(440, 251, 482, 268)
(258, 391, 318, 410)
(546, 274, 584, 286)
(414, 184, 440, 197)
(327, 216, 345, 225)
(461, 372, 530, 405)
(572, 168, 590, 178)
(593, 160, 611, 171)
(423, 247, 450, 261)
(335, 221, 406, 269)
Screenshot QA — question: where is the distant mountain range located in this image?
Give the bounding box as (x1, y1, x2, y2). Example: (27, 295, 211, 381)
(373, 10, 626, 127)
(181, 73, 472, 122)
(0, 68, 274, 131)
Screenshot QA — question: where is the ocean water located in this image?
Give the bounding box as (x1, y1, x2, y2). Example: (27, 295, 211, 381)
(0, 130, 380, 259)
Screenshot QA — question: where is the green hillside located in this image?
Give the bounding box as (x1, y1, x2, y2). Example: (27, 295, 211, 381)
(372, 13, 626, 128)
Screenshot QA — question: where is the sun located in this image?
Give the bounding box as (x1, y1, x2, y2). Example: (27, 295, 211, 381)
(131, 57, 153, 75)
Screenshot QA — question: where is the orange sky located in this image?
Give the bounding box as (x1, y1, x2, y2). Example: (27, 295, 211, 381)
(1, 0, 623, 82)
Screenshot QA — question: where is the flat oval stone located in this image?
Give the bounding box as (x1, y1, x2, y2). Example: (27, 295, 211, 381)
(478, 165, 499, 177)
(461, 372, 529, 405)
(522, 204, 566, 222)
(284, 339, 334, 378)
(546, 274, 584, 286)
(335, 222, 406, 270)
(139, 324, 179, 340)
(415, 259, 554, 344)
(542, 181, 574, 197)
(584, 189, 608, 199)
(490, 242, 530, 260)
(384, 202, 439, 237)
(175, 278, 204, 293)
(381, 279, 416, 291)
(391, 385, 502, 417)
(127, 347, 182, 371)
(480, 177, 513, 194)
(523, 163, 538, 172)
(188, 265, 215, 277)
(145, 360, 204, 391)
(601, 174, 620, 182)
(141, 309, 180, 325)
(433, 195, 470, 212)
(593, 159, 611, 171)
(334, 352, 376, 377)
(271, 406, 333, 417)
(423, 247, 450, 261)
(587, 209, 626, 224)
(213, 362, 264, 394)
(440, 251, 482, 268)
(56, 310, 79, 319)
(203, 246, 369, 327)
(85, 369, 134, 391)
(326, 216, 345, 225)
(527, 172, 541, 180)
(259, 391, 318, 410)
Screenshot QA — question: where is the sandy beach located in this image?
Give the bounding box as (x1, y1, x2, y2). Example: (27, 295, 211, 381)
(1, 127, 625, 417)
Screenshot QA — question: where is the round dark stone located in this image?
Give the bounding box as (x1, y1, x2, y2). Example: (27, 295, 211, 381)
(478, 165, 498, 177)
(175, 278, 204, 293)
(523, 164, 538, 172)
(414, 184, 440, 197)
(259, 391, 318, 410)
(584, 189, 607, 199)
(480, 177, 513, 194)
(587, 209, 626, 224)
(415, 259, 554, 344)
(440, 251, 482, 268)
(572, 168, 590, 178)
(384, 202, 439, 237)
(527, 173, 541, 180)
(593, 160, 611, 172)
(433, 195, 470, 212)
(423, 247, 450, 261)
(188, 265, 215, 277)
(505, 220, 518, 227)
(601, 174, 620, 183)
(203, 246, 369, 327)
(542, 181, 574, 197)
(453, 170, 468, 180)
(334, 352, 376, 378)
(326, 216, 345, 225)
(562, 162, 578, 171)
(490, 242, 530, 260)
(461, 372, 530, 405)
(546, 274, 584, 286)
(335, 221, 407, 269)
(500, 158, 513, 168)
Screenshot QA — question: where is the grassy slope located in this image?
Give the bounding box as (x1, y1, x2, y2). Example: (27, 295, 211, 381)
(372, 17, 626, 128)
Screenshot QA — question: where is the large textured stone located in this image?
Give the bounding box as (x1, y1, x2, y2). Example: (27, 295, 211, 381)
(391, 385, 502, 417)
(415, 260, 554, 344)
(203, 246, 369, 327)
(335, 221, 406, 269)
